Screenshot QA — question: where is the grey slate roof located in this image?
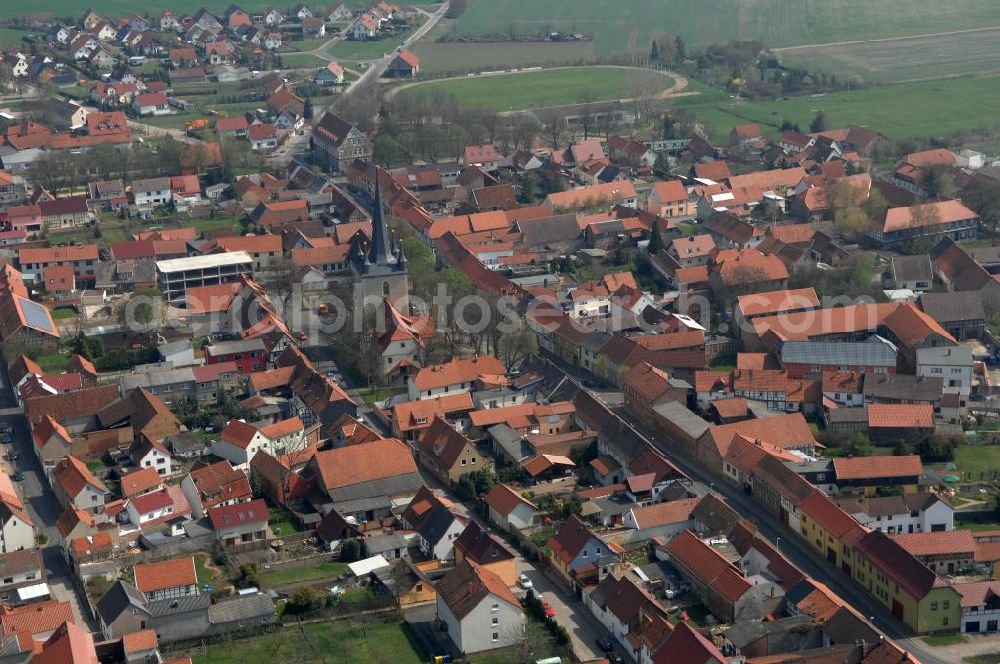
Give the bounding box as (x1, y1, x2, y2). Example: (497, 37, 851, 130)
(488, 423, 527, 462)
(96, 580, 148, 623)
(890, 254, 933, 283)
(779, 335, 897, 368)
(516, 213, 583, 247)
(417, 504, 460, 548)
(651, 401, 710, 440)
(918, 290, 985, 324)
(863, 373, 943, 403)
(208, 593, 275, 624)
(146, 593, 212, 617)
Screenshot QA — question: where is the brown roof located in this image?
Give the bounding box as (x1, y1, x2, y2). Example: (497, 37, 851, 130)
(630, 497, 701, 529)
(418, 417, 474, 472)
(454, 520, 516, 565)
(712, 248, 789, 286)
(436, 559, 519, 620)
(666, 529, 751, 603)
(694, 161, 731, 181)
(133, 557, 197, 593)
(122, 629, 158, 654)
(483, 483, 535, 517)
(624, 362, 675, 403)
(55, 504, 94, 538)
(854, 530, 947, 599)
(412, 356, 505, 392)
(26, 385, 119, 427)
(736, 287, 819, 318)
(876, 200, 978, 233)
(800, 492, 866, 544)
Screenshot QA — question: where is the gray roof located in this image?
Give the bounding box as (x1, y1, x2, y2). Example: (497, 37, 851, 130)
(835, 492, 942, 519)
(723, 614, 813, 648)
(206, 338, 266, 356)
(133, 177, 171, 193)
(780, 335, 897, 368)
(208, 593, 275, 624)
(327, 471, 423, 513)
(651, 401, 710, 440)
(121, 366, 197, 391)
(916, 344, 973, 366)
(863, 373, 943, 403)
(363, 533, 410, 555)
(487, 423, 527, 462)
(891, 254, 933, 283)
(826, 406, 868, 424)
(96, 580, 148, 623)
(159, 338, 194, 358)
(516, 213, 583, 247)
(417, 504, 459, 547)
(166, 431, 209, 455)
(146, 593, 212, 617)
(918, 290, 986, 324)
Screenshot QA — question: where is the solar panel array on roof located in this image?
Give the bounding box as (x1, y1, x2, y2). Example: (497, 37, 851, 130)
(18, 297, 56, 334)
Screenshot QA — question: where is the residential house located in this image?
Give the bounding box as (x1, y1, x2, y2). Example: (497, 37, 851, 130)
(868, 200, 979, 249)
(313, 112, 370, 172)
(483, 483, 536, 532)
(211, 416, 306, 469)
(453, 520, 517, 586)
(835, 493, 953, 535)
(415, 417, 483, 486)
(133, 557, 198, 601)
(435, 560, 524, 655)
(208, 498, 269, 547)
(180, 460, 252, 517)
(548, 514, 624, 589)
(51, 456, 109, 515)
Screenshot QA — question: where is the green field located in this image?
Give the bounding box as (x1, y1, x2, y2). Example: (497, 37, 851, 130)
(778, 27, 1000, 83)
(413, 40, 598, 75)
(452, 0, 1000, 55)
(184, 619, 424, 664)
(954, 444, 1000, 481)
(397, 66, 672, 111)
(0, 27, 33, 49)
(671, 74, 1000, 143)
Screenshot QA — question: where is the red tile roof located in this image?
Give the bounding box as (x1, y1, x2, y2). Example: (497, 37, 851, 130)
(122, 629, 158, 654)
(52, 456, 106, 499)
(119, 467, 161, 498)
(412, 355, 505, 392)
(736, 287, 819, 318)
(866, 404, 934, 429)
(630, 497, 701, 530)
(665, 529, 751, 603)
(310, 438, 417, 491)
(800, 491, 866, 545)
(133, 556, 197, 593)
(833, 454, 924, 480)
(208, 498, 269, 529)
(891, 530, 976, 557)
(0, 600, 75, 640)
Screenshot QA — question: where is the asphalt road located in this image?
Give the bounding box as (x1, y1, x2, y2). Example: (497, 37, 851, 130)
(542, 355, 951, 664)
(0, 364, 98, 631)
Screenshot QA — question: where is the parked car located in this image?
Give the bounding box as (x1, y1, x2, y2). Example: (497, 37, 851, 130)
(595, 637, 613, 653)
(5, 452, 18, 461)
(518, 573, 533, 590)
(0, 427, 12, 444)
(544, 606, 556, 618)
(12, 470, 23, 482)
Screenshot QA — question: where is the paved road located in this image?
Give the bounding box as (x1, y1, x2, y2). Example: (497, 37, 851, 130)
(0, 365, 98, 631)
(541, 355, 951, 664)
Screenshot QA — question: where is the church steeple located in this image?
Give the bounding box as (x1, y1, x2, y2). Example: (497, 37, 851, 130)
(367, 175, 396, 267)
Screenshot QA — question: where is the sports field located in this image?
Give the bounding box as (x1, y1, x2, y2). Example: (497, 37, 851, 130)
(395, 66, 672, 111)
(777, 27, 1000, 83)
(451, 0, 1000, 54)
(671, 74, 1000, 143)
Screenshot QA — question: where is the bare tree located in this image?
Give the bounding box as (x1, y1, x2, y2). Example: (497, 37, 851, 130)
(578, 89, 597, 140)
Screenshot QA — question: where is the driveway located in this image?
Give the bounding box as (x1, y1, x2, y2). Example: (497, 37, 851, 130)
(514, 557, 610, 662)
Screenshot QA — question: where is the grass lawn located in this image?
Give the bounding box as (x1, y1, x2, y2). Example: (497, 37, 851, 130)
(954, 444, 1000, 481)
(259, 560, 349, 587)
(709, 353, 737, 371)
(137, 112, 196, 131)
(194, 552, 225, 587)
(280, 52, 328, 69)
(956, 519, 1000, 532)
(398, 66, 672, 112)
(189, 216, 244, 236)
(328, 34, 410, 61)
(284, 37, 330, 52)
(0, 27, 33, 49)
(675, 74, 1000, 143)
(183, 618, 424, 664)
(358, 386, 404, 406)
(452, 0, 1000, 54)
(967, 655, 1000, 664)
(35, 351, 71, 373)
(267, 506, 304, 536)
(50, 308, 78, 320)
(924, 634, 967, 647)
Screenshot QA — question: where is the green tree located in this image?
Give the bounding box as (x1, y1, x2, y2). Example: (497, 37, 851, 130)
(286, 586, 319, 614)
(303, 96, 313, 120)
(340, 538, 363, 562)
(834, 206, 869, 243)
(845, 433, 874, 457)
(647, 218, 665, 255)
(809, 110, 828, 133)
(650, 40, 659, 61)
(924, 164, 957, 199)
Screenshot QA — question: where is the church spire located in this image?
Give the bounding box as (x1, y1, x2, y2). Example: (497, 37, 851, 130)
(368, 173, 396, 267)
